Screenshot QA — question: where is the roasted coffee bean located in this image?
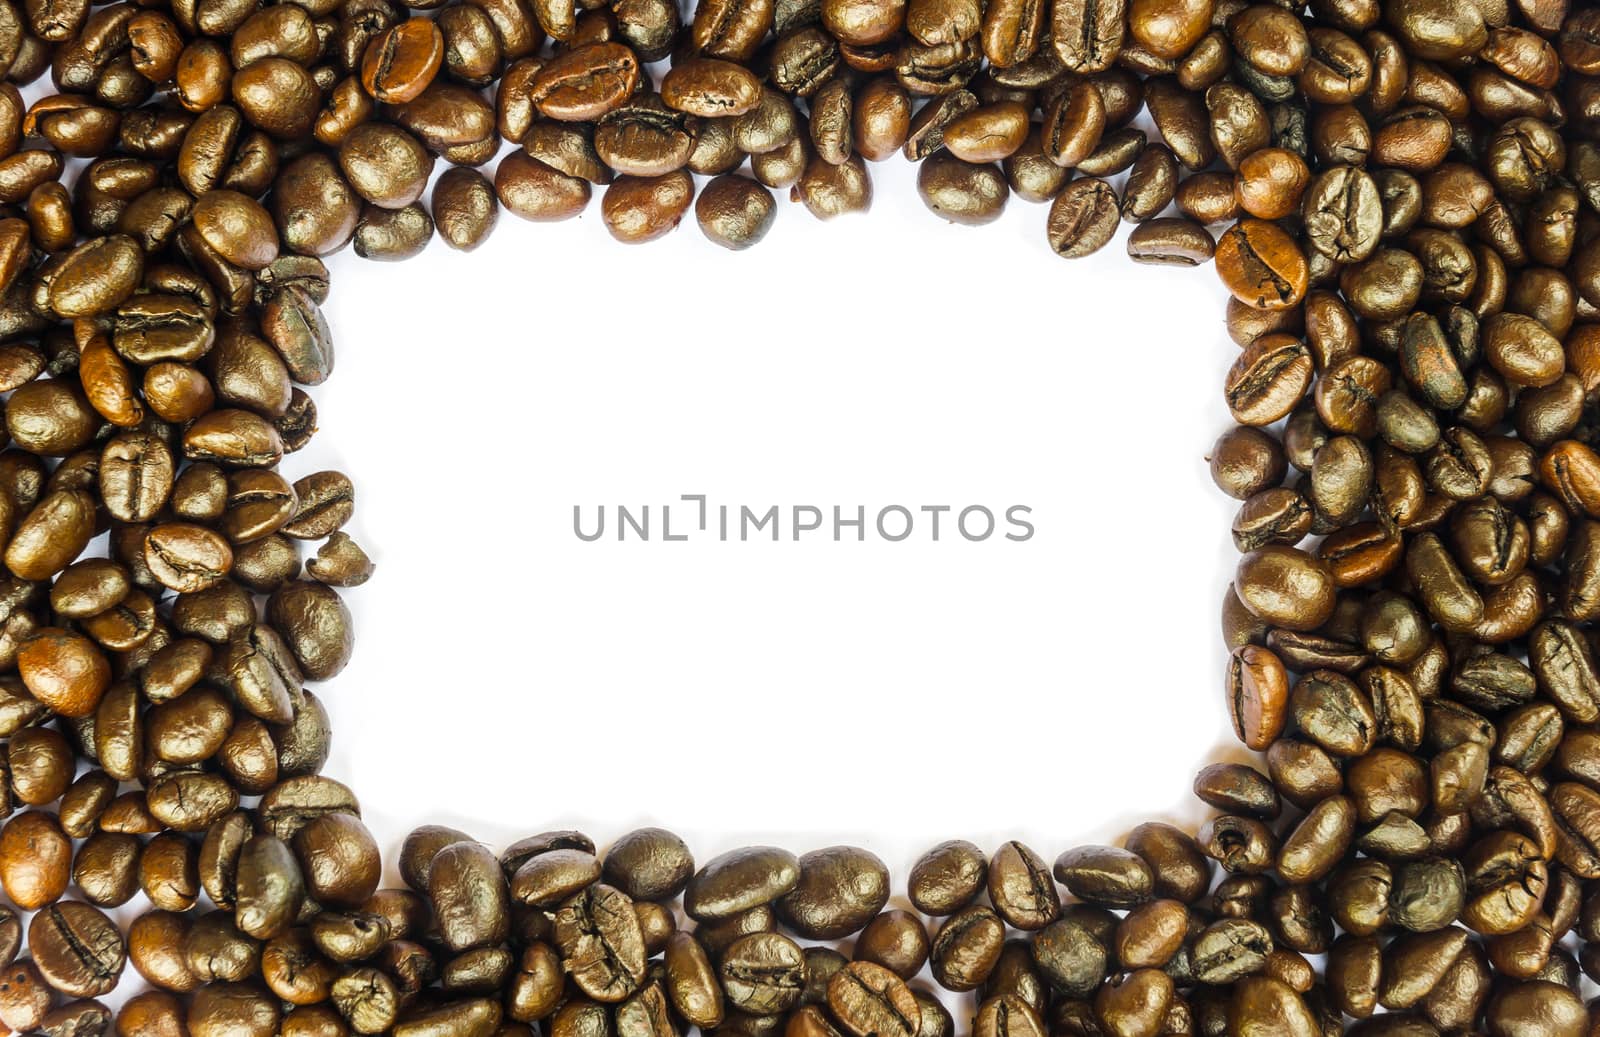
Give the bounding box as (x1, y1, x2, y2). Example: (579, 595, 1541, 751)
(1121, 142, 1177, 222)
(1127, 219, 1214, 264)
(1053, 0, 1124, 72)
(1124, 822, 1210, 902)
(1052, 845, 1153, 907)
(431, 167, 498, 252)
(1075, 126, 1147, 178)
(144, 523, 233, 593)
(855, 910, 928, 979)
(554, 883, 647, 1001)
(908, 840, 986, 915)
(662, 938, 725, 1031)
(931, 905, 1004, 990)
(778, 846, 889, 939)
(1215, 218, 1309, 310)
(986, 842, 1059, 931)
(1235, 546, 1336, 630)
(266, 579, 353, 679)
(338, 123, 435, 212)
(1095, 968, 1176, 1037)
(1046, 177, 1119, 258)
(602, 171, 696, 243)
(1192, 918, 1272, 984)
(1210, 426, 1286, 501)
(1225, 645, 1288, 751)
(598, 827, 692, 901)
(1042, 81, 1106, 168)
(827, 961, 919, 1037)
(292, 811, 380, 906)
(1194, 763, 1280, 819)
(1030, 911, 1109, 997)
(531, 44, 641, 121)
(19, 627, 110, 717)
(792, 153, 872, 219)
(498, 152, 592, 221)
(512, 847, 602, 908)
(1198, 815, 1276, 875)
(2, 811, 72, 910)
(685, 846, 799, 920)
(942, 102, 1028, 163)
(918, 153, 1009, 225)
(361, 19, 445, 105)
(432, 840, 512, 951)
(696, 174, 777, 249)
(720, 931, 805, 1014)
(29, 902, 125, 997)
(38, 998, 114, 1036)
(0, 960, 53, 1032)
(311, 912, 390, 964)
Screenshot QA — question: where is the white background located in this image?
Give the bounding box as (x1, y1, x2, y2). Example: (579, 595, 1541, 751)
(296, 161, 1251, 883)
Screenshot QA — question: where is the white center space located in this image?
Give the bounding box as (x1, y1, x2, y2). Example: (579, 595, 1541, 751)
(300, 162, 1245, 875)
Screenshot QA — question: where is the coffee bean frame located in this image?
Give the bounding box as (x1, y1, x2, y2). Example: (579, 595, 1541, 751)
(0, 0, 1593, 1035)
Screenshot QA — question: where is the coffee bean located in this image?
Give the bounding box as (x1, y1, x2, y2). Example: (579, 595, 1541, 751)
(597, 828, 692, 902)
(431, 840, 512, 951)
(361, 18, 444, 104)
(1053, 0, 1124, 72)
(1192, 918, 1272, 984)
(1226, 976, 1317, 1037)
(1095, 968, 1175, 1037)
(18, 627, 110, 717)
(687, 847, 801, 921)
(512, 847, 602, 908)
(603, 171, 696, 243)
(1, 811, 71, 909)
(827, 961, 919, 1037)
(311, 911, 390, 963)
(692, 0, 770, 60)
(49, 235, 143, 318)
(660, 932, 722, 1028)
(8, 489, 97, 581)
(1235, 546, 1336, 630)
(696, 174, 777, 249)
(1052, 846, 1153, 908)
(987, 841, 1059, 931)
(1215, 218, 1309, 310)
(930, 905, 1004, 991)
(1041, 80, 1106, 167)
(1046, 177, 1119, 258)
(1127, 218, 1213, 264)
(942, 101, 1028, 163)
(532, 43, 642, 121)
(300, 533, 368, 588)
(720, 931, 805, 1014)
(662, 58, 763, 117)
(918, 152, 1009, 225)
(908, 840, 986, 915)
(192, 190, 279, 271)
(38, 998, 113, 1037)
(292, 811, 380, 907)
(1194, 763, 1280, 820)
(143, 523, 233, 594)
(555, 883, 647, 1002)
(28, 902, 125, 997)
(0, 960, 54, 1032)
(854, 910, 927, 980)
(791, 154, 873, 219)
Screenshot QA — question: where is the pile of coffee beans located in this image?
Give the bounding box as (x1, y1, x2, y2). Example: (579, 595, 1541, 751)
(0, 0, 1591, 1031)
